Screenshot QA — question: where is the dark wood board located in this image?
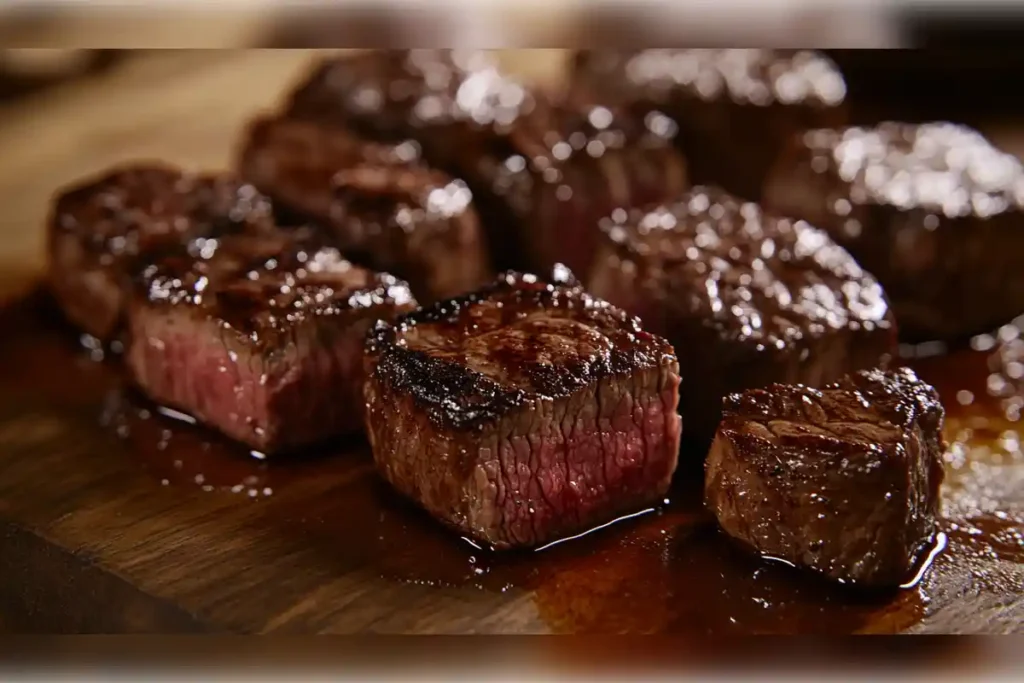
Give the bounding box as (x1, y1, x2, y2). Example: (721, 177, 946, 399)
(0, 290, 1022, 634)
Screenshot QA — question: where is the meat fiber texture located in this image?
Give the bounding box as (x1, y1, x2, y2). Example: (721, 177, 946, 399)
(588, 185, 898, 453)
(363, 267, 683, 549)
(126, 229, 416, 454)
(705, 367, 946, 588)
(47, 163, 276, 341)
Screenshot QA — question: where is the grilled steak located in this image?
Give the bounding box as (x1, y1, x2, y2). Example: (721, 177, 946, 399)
(237, 115, 491, 303)
(47, 163, 276, 341)
(283, 49, 688, 277)
(571, 49, 847, 201)
(363, 268, 683, 549)
(588, 186, 898, 451)
(704, 367, 946, 588)
(762, 122, 1024, 343)
(126, 229, 416, 454)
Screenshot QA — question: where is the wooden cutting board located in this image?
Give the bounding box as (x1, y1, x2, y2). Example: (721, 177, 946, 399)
(0, 50, 1022, 634)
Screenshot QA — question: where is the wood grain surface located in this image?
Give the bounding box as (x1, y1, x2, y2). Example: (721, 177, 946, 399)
(0, 50, 1022, 634)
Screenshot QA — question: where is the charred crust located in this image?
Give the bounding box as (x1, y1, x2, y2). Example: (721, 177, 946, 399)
(49, 162, 276, 260)
(238, 114, 480, 245)
(135, 229, 415, 352)
(367, 267, 677, 431)
(598, 185, 895, 347)
(719, 366, 946, 453)
(789, 122, 1024, 218)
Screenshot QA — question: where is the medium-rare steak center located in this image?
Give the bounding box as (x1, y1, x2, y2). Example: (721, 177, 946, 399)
(363, 269, 683, 549)
(126, 229, 416, 454)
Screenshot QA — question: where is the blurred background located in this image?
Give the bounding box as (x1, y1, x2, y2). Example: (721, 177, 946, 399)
(0, 1, 1023, 300)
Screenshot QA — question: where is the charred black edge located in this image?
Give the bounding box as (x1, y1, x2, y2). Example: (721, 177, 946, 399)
(719, 366, 946, 437)
(365, 266, 678, 432)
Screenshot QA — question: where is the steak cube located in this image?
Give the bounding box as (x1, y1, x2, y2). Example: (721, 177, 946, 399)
(588, 186, 898, 451)
(363, 269, 683, 549)
(47, 163, 275, 340)
(475, 93, 688, 278)
(126, 230, 416, 454)
(237, 115, 491, 303)
(704, 367, 946, 588)
(283, 49, 688, 278)
(571, 49, 847, 201)
(762, 122, 1024, 343)
(284, 50, 526, 270)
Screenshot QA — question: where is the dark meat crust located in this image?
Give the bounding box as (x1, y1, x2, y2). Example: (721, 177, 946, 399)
(284, 50, 528, 145)
(47, 162, 276, 339)
(719, 367, 946, 456)
(594, 185, 895, 347)
(283, 50, 688, 277)
(570, 49, 847, 202)
(237, 114, 491, 302)
(366, 267, 679, 432)
(135, 229, 415, 353)
(706, 366, 946, 587)
(50, 163, 275, 257)
(762, 122, 1024, 342)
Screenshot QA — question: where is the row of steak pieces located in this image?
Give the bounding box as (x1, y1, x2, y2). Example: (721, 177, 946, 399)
(579, 183, 945, 586)
(48, 163, 947, 575)
(46, 157, 492, 453)
(282, 49, 1024, 344)
(358, 237, 944, 585)
(571, 50, 1024, 343)
(280, 49, 688, 281)
(49, 168, 687, 544)
(50, 135, 492, 347)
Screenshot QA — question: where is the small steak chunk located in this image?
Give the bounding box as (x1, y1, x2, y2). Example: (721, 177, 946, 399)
(704, 367, 946, 588)
(48, 164, 275, 340)
(363, 269, 683, 549)
(284, 49, 688, 277)
(479, 94, 688, 278)
(571, 49, 847, 201)
(588, 186, 897, 450)
(763, 122, 1024, 342)
(238, 115, 491, 303)
(126, 230, 416, 453)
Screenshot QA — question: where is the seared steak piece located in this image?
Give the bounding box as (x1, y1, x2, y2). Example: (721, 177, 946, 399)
(363, 268, 683, 549)
(237, 115, 491, 303)
(284, 49, 687, 277)
(762, 122, 1024, 343)
(126, 230, 416, 454)
(571, 49, 847, 201)
(588, 186, 898, 451)
(476, 93, 687, 278)
(47, 164, 275, 341)
(704, 367, 946, 588)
